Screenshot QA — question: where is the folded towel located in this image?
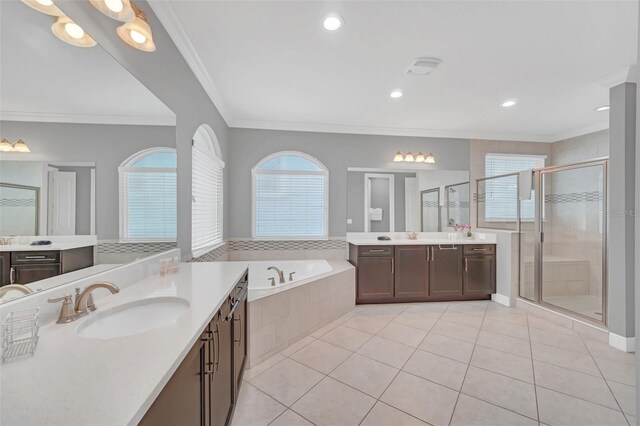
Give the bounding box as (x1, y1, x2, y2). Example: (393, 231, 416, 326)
(518, 169, 533, 200)
(369, 208, 383, 221)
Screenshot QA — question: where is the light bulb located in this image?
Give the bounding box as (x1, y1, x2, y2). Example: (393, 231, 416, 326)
(130, 29, 146, 44)
(415, 152, 426, 163)
(105, 0, 123, 12)
(404, 152, 415, 162)
(65, 22, 85, 39)
(393, 151, 404, 162)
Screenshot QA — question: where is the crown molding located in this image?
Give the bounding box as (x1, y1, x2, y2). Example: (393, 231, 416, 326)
(596, 65, 637, 88)
(229, 118, 564, 143)
(547, 122, 609, 142)
(147, 0, 232, 125)
(0, 111, 176, 126)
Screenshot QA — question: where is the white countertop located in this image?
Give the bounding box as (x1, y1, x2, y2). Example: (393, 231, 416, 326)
(0, 243, 95, 252)
(0, 261, 250, 426)
(347, 237, 497, 246)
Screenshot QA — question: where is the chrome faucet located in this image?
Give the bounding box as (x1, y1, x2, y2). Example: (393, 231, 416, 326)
(267, 266, 285, 284)
(75, 281, 120, 317)
(0, 284, 33, 298)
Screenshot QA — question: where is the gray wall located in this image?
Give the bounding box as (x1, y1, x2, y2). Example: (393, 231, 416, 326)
(0, 120, 175, 239)
(228, 128, 470, 237)
(58, 1, 231, 257)
(347, 171, 417, 233)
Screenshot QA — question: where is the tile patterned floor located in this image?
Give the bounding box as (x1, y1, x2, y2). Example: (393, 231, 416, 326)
(232, 301, 636, 426)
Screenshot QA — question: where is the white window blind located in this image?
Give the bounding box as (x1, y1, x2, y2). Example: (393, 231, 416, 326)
(119, 149, 177, 241)
(484, 154, 545, 221)
(192, 136, 224, 254)
(253, 153, 328, 239)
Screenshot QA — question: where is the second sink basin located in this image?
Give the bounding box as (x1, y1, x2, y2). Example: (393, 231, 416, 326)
(76, 297, 190, 340)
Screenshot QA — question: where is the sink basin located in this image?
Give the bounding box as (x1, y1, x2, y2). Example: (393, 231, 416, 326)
(76, 297, 190, 339)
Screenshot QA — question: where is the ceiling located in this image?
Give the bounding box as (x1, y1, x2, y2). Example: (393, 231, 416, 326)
(0, 0, 175, 126)
(152, 0, 638, 142)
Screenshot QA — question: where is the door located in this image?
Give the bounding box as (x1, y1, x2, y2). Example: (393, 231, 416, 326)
(420, 188, 440, 232)
(357, 257, 394, 302)
(139, 334, 206, 426)
(539, 162, 607, 324)
(211, 300, 233, 426)
(429, 245, 462, 296)
(13, 264, 61, 284)
(48, 171, 76, 235)
(364, 173, 394, 232)
(405, 177, 420, 232)
(394, 246, 429, 299)
(464, 256, 495, 295)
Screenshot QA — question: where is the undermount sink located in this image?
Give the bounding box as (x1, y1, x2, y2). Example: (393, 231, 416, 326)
(76, 297, 190, 340)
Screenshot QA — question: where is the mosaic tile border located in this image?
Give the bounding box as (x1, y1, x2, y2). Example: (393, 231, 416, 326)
(227, 239, 346, 251)
(191, 243, 229, 262)
(97, 240, 177, 254)
(0, 199, 36, 207)
(545, 191, 603, 203)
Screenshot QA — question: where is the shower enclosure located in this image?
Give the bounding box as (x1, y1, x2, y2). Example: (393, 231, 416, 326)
(0, 183, 39, 236)
(520, 159, 608, 325)
(420, 182, 470, 231)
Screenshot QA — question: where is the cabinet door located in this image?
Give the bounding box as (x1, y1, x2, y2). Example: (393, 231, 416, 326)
(357, 257, 394, 302)
(211, 300, 233, 426)
(463, 256, 496, 295)
(233, 296, 247, 400)
(0, 253, 10, 285)
(140, 334, 206, 426)
(429, 246, 463, 297)
(394, 246, 429, 299)
(14, 264, 61, 284)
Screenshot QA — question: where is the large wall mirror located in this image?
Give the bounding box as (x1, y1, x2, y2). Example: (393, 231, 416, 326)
(347, 168, 470, 233)
(0, 0, 177, 303)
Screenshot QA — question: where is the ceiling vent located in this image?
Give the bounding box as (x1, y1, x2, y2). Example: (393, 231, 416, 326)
(406, 57, 442, 76)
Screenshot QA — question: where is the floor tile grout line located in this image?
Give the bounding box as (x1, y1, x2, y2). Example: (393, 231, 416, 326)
(447, 301, 489, 426)
(526, 311, 542, 423)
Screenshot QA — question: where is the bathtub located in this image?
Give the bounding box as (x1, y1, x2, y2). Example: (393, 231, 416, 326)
(249, 260, 333, 291)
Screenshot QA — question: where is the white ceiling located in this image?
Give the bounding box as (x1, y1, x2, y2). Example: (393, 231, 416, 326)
(0, 0, 175, 126)
(152, 0, 638, 142)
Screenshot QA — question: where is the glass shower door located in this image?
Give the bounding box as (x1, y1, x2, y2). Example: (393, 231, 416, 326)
(540, 161, 607, 323)
(421, 188, 440, 231)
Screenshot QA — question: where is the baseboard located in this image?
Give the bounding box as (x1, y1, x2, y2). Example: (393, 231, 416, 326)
(609, 333, 636, 353)
(491, 293, 511, 307)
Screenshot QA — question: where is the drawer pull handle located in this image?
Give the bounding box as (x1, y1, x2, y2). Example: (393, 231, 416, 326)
(472, 248, 488, 251)
(438, 245, 457, 250)
(368, 249, 385, 252)
(24, 255, 47, 259)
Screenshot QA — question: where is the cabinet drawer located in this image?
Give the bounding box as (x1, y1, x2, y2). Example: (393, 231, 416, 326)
(463, 245, 495, 255)
(358, 246, 394, 257)
(11, 251, 60, 264)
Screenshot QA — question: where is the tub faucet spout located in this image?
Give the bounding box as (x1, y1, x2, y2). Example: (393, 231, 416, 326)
(267, 266, 286, 284)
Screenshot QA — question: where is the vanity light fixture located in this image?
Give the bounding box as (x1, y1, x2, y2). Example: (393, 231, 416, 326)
(595, 105, 610, 112)
(116, 2, 156, 52)
(0, 139, 31, 153)
(90, 0, 135, 22)
(393, 151, 404, 162)
(323, 14, 343, 31)
(393, 151, 435, 164)
(21, 0, 64, 16)
(52, 15, 97, 47)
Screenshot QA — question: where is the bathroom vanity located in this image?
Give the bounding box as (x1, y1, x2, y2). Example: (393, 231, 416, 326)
(0, 245, 94, 286)
(348, 239, 496, 304)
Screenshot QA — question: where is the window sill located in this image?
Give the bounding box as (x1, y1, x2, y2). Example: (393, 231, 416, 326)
(250, 237, 329, 241)
(192, 241, 226, 258)
(117, 239, 177, 244)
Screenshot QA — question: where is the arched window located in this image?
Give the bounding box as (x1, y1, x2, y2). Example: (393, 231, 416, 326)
(252, 151, 328, 239)
(118, 147, 177, 242)
(192, 125, 224, 256)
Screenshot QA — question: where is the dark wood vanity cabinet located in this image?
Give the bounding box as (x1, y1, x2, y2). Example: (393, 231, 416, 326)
(350, 244, 495, 304)
(0, 253, 10, 285)
(140, 272, 249, 426)
(394, 246, 429, 300)
(429, 245, 463, 297)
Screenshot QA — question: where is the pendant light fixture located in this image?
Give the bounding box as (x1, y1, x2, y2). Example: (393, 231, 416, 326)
(52, 15, 97, 47)
(117, 2, 155, 52)
(90, 0, 135, 22)
(21, 0, 64, 16)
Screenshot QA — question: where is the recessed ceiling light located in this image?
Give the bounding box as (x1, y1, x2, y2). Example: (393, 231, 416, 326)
(595, 105, 610, 112)
(323, 15, 343, 31)
(390, 90, 403, 99)
(501, 99, 517, 108)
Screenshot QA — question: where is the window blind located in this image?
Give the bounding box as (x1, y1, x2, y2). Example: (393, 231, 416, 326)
(484, 154, 545, 221)
(120, 169, 177, 240)
(192, 142, 224, 253)
(255, 173, 326, 238)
